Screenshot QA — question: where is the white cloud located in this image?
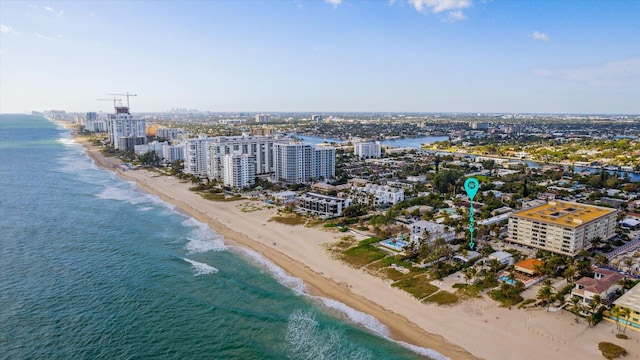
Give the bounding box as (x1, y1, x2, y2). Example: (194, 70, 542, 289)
(533, 57, 640, 88)
(408, 0, 471, 22)
(35, 33, 52, 41)
(409, 0, 471, 14)
(446, 10, 466, 22)
(43, 6, 63, 16)
(532, 31, 549, 42)
(0, 24, 21, 35)
(325, 0, 342, 8)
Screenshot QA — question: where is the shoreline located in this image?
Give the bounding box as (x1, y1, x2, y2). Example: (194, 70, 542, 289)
(66, 125, 632, 360)
(71, 131, 473, 360)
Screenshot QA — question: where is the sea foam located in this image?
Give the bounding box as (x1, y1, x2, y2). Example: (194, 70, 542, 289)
(231, 246, 448, 360)
(182, 218, 226, 253)
(284, 310, 373, 360)
(230, 246, 305, 294)
(182, 258, 219, 276)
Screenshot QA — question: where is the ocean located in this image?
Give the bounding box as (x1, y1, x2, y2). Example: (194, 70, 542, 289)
(0, 114, 441, 360)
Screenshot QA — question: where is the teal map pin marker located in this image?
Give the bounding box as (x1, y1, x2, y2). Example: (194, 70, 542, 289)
(464, 177, 479, 250)
(464, 178, 479, 201)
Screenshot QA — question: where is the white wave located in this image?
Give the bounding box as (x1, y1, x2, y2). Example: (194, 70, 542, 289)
(96, 185, 147, 205)
(182, 258, 219, 276)
(138, 207, 153, 212)
(396, 341, 450, 360)
(314, 297, 389, 336)
(230, 246, 305, 293)
(182, 218, 226, 253)
(284, 310, 373, 360)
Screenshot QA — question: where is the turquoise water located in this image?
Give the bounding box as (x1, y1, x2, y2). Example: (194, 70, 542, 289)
(0, 114, 443, 359)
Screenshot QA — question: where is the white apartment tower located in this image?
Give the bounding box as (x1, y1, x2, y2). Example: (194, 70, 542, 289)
(206, 134, 275, 179)
(106, 106, 146, 151)
(274, 143, 312, 183)
(354, 141, 382, 159)
(223, 153, 256, 188)
(183, 136, 214, 177)
(312, 144, 336, 180)
(273, 142, 335, 183)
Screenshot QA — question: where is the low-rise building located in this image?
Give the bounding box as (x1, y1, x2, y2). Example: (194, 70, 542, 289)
(572, 268, 625, 305)
(507, 201, 617, 256)
(611, 283, 640, 332)
(489, 251, 514, 266)
(349, 183, 404, 208)
(296, 192, 351, 219)
(410, 220, 455, 243)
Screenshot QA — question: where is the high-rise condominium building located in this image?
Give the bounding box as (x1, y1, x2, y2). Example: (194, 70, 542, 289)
(222, 153, 256, 189)
(273, 143, 335, 183)
(106, 106, 146, 151)
(507, 201, 617, 256)
(206, 134, 276, 179)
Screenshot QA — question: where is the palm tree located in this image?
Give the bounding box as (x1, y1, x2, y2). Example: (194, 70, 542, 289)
(593, 254, 609, 267)
(590, 294, 602, 314)
(538, 285, 554, 311)
(564, 266, 578, 284)
(590, 236, 603, 249)
(570, 296, 582, 321)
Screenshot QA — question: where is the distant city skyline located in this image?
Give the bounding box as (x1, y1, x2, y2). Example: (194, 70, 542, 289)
(1, 0, 639, 114)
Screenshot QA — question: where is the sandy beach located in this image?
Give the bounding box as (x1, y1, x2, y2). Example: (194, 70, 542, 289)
(74, 132, 638, 360)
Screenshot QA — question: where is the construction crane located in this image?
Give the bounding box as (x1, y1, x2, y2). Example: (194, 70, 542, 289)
(97, 97, 122, 112)
(107, 92, 137, 109)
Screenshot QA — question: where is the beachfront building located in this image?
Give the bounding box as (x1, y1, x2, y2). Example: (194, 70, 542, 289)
(489, 251, 514, 266)
(183, 135, 215, 177)
(162, 143, 185, 162)
(83, 112, 108, 133)
(611, 283, 640, 331)
(274, 142, 312, 183)
(410, 220, 455, 243)
(312, 144, 336, 181)
(296, 192, 351, 219)
(273, 143, 335, 183)
(134, 141, 167, 156)
(222, 153, 256, 189)
(506, 201, 617, 256)
(572, 268, 625, 306)
(349, 183, 404, 208)
(207, 134, 276, 180)
(354, 141, 382, 159)
(106, 106, 147, 151)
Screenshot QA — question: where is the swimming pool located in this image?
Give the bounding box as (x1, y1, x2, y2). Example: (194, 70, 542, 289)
(380, 239, 409, 251)
(499, 275, 517, 285)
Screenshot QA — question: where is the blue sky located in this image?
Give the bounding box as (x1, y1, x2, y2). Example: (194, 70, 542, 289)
(1, 0, 639, 114)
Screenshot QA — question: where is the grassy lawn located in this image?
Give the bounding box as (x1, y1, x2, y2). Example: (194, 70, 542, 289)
(201, 193, 245, 202)
(341, 244, 386, 267)
(269, 215, 307, 226)
(423, 291, 460, 305)
(452, 283, 484, 299)
(392, 276, 439, 299)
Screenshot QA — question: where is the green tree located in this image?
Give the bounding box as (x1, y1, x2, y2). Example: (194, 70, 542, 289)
(537, 285, 554, 311)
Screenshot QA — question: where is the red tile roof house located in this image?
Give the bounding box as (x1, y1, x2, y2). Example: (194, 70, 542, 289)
(571, 268, 625, 307)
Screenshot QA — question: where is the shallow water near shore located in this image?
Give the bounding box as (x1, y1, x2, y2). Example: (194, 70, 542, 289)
(0, 114, 440, 359)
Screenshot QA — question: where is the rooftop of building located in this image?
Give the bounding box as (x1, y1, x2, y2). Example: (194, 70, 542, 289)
(614, 282, 640, 311)
(575, 268, 625, 295)
(514, 258, 543, 274)
(511, 200, 616, 228)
